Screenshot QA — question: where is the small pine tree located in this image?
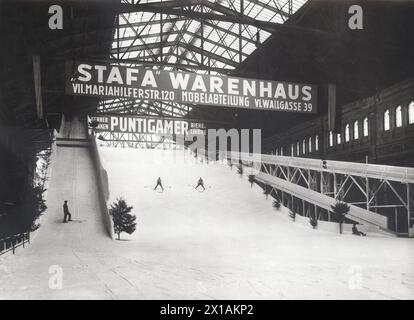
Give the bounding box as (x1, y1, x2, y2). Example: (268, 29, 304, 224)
(309, 216, 318, 229)
(272, 199, 281, 209)
(248, 174, 255, 187)
(228, 160, 233, 169)
(109, 198, 136, 240)
(20, 185, 47, 232)
(331, 201, 350, 234)
(237, 164, 244, 176)
(9, 185, 48, 234)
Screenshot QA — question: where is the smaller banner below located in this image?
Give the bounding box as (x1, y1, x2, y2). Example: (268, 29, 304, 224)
(67, 61, 317, 114)
(89, 114, 206, 136)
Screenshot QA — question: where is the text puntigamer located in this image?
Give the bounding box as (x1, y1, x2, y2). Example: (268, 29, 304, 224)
(109, 117, 190, 135)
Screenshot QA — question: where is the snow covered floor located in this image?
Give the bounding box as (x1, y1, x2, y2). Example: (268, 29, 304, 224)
(0, 147, 413, 299)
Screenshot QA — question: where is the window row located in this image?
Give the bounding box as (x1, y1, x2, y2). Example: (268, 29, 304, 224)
(328, 116, 369, 147)
(277, 135, 319, 156)
(271, 101, 414, 154)
(383, 101, 414, 132)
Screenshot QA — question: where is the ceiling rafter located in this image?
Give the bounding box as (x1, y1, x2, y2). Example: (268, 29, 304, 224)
(111, 41, 238, 68)
(119, 2, 279, 33)
(98, 0, 309, 119)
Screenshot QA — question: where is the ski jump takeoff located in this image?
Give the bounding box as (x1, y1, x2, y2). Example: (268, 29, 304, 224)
(195, 177, 205, 191)
(154, 177, 164, 191)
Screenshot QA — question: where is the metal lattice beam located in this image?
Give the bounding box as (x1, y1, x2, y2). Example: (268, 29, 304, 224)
(119, 2, 280, 33)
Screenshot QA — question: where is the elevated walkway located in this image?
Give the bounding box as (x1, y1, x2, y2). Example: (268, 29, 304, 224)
(228, 152, 413, 235)
(257, 154, 414, 184)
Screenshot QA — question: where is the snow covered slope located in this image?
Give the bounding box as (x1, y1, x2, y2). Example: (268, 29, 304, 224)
(0, 146, 413, 299)
(99, 147, 414, 299)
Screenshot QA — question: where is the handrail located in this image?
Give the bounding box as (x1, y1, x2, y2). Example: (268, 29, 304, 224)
(254, 171, 388, 229)
(228, 152, 414, 184)
(0, 231, 30, 256)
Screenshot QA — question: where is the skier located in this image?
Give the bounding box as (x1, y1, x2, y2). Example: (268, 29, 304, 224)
(195, 177, 205, 191)
(63, 200, 72, 223)
(154, 177, 164, 191)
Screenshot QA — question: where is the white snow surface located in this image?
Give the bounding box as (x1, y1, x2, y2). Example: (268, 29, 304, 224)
(0, 146, 413, 299)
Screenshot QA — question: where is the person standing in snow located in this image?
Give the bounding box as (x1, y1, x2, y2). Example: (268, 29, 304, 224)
(195, 177, 205, 191)
(154, 177, 164, 191)
(63, 200, 72, 223)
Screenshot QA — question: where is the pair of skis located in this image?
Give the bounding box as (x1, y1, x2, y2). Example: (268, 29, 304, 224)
(143, 185, 211, 192)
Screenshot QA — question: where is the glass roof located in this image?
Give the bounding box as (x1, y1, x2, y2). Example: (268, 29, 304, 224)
(98, 0, 308, 118)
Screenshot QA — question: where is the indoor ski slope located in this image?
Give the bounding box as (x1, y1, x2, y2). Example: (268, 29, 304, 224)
(99, 147, 414, 299)
(0, 146, 413, 299)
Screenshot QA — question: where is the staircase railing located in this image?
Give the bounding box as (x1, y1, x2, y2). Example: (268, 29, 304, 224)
(0, 231, 30, 256)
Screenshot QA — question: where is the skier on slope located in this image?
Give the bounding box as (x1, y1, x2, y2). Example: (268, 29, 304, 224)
(195, 177, 205, 191)
(154, 177, 164, 191)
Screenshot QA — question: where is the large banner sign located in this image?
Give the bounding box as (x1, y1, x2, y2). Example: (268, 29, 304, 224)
(89, 114, 206, 135)
(67, 61, 317, 113)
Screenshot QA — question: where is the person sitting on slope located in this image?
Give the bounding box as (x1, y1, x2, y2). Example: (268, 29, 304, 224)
(352, 224, 366, 236)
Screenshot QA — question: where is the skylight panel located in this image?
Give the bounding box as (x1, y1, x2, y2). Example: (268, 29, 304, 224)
(186, 20, 201, 33)
(104, 0, 309, 117)
(260, 7, 279, 21)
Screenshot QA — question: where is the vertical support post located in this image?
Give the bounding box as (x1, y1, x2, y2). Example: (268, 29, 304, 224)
(407, 183, 411, 230)
(32, 55, 43, 120)
(239, 0, 244, 64)
(395, 208, 398, 233)
(334, 173, 337, 199)
(160, 12, 163, 62)
(366, 177, 370, 211)
(117, 15, 120, 59)
(328, 84, 337, 132)
(365, 156, 370, 211)
(201, 5, 204, 66)
(320, 171, 324, 194)
(0, 0, 2, 119)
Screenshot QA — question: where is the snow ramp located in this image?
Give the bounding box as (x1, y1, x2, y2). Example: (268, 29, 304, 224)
(0, 117, 113, 299)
